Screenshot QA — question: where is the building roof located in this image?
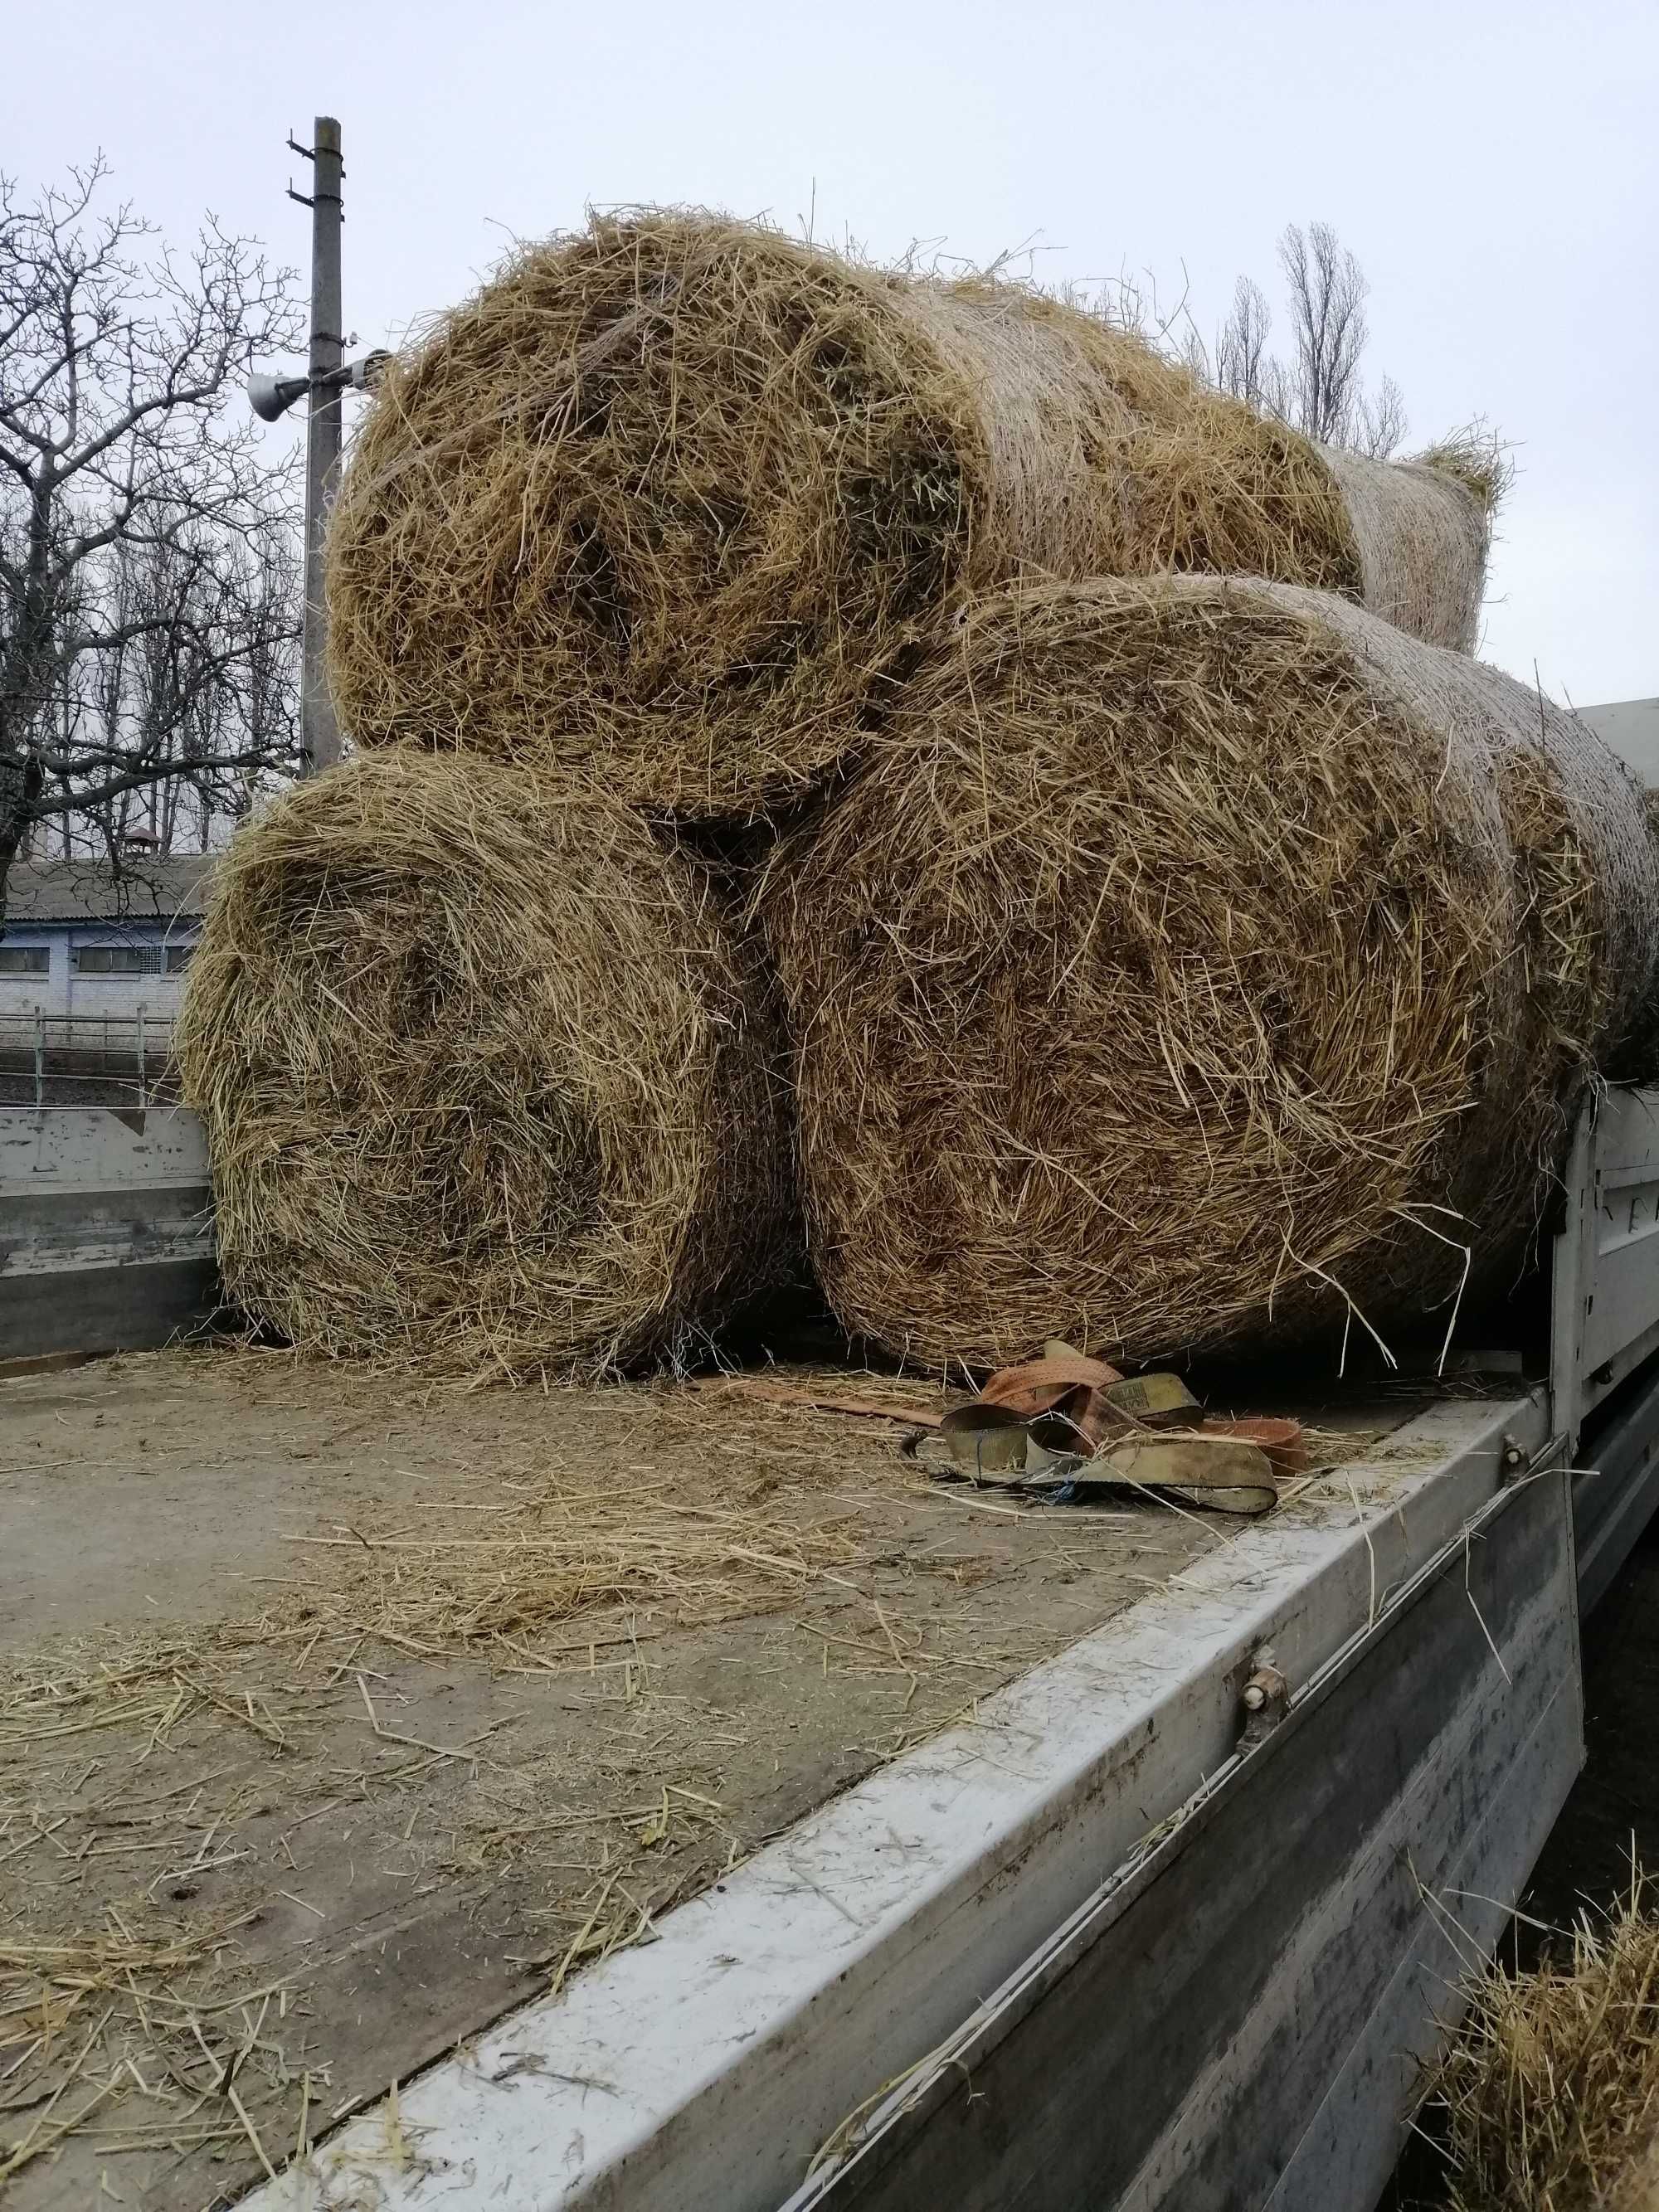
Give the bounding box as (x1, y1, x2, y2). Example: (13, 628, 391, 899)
(1579, 699, 1659, 789)
(2, 855, 216, 930)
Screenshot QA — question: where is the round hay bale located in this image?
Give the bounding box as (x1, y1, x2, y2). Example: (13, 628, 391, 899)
(325, 210, 1361, 819)
(178, 754, 792, 1379)
(1316, 444, 1491, 653)
(762, 577, 1659, 1371)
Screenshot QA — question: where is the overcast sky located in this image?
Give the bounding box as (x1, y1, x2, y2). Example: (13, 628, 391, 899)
(8, 0, 1655, 705)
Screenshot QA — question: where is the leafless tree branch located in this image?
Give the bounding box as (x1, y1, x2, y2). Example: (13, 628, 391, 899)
(1190, 221, 1408, 459)
(0, 160, 304, 904)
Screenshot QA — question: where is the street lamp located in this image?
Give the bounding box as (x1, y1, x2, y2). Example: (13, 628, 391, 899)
(247, 352, 389, 425)
(246, 372, 312, 424)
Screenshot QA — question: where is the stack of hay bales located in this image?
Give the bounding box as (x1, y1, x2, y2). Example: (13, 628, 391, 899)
(182, 207, 1654, 1379)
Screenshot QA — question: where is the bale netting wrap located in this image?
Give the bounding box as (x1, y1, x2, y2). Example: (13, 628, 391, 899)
(1317, 443, 1491, 654)
(177, 754, 792, 1380)
(762, 577, 1659, 1372)
(325, 209, 1363, 819)
(1306, 589, 1659, 1081)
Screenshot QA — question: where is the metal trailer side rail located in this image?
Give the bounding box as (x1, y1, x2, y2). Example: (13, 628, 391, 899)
(0, 1104, 216, 1359)
(1552, 1087, 1659, 1450)
(782, 1457, 1579, 2212)
(1553, 1085, 1659, 1610)
(242, 1393, 1564, 2212)
(1572, 1360, 1659, 1616)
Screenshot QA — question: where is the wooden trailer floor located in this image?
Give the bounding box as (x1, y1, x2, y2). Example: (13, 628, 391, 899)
(0, 1347, 1408, 2210)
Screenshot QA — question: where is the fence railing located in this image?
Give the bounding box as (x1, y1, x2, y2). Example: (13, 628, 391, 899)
(0, 1009, 179, 1109)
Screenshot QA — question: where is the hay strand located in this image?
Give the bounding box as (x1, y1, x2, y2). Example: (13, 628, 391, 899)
(1415, 421, 1517, 525)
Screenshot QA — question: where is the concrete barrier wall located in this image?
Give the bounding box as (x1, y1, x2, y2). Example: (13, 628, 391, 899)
(0, 1105, 218, 1359)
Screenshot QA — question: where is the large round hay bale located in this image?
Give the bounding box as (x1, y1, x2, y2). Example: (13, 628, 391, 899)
(326, 211, 1372, 819)
(1316, 444, 1491, 653)
(762, 578, 1659, 1370)
(178, 755, 792, 1379)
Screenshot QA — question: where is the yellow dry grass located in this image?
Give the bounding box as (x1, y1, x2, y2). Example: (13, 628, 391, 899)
(177, 751, 794, 1378)
(760, 576, 1659, 1370)
(1432, 1885, 1659, 2211)
(324, 208, 1365, 819)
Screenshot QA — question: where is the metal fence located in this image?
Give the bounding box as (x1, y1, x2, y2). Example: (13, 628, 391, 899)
(0, 1008, 179, 1109)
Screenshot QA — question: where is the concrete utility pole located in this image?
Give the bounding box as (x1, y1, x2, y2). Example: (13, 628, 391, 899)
(249, 118, 387, 775)
(290, 118, 343, 776)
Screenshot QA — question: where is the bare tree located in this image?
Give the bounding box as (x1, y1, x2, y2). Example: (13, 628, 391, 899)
(1276, 221, 1370, 445)
(1352, 372, 1408, 463)
(1214, 277, 1282, 418)
(38, 522, 302, 862)
(1190, 221, 1408, 459)
(0, 159, 304, 914)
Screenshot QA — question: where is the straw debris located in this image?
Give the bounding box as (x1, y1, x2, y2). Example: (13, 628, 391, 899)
(0, 1447, 877, 2188)
(0, 1914, 302, 2188)
(324, 208, 1392, 819)
(1414, 421, 1517, 525)
(761, 576, 1659, 1369)
(1431, 1888, 1659, 2211)
(4, 1346, 1257, 2194)
(178, 751, 792, 1378)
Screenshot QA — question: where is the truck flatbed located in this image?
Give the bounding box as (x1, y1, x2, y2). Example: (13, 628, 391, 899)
(7, 1084, 1659, 2212)
(2, 1347, 1384, 2210)
(236, 1381, 1572, 2212)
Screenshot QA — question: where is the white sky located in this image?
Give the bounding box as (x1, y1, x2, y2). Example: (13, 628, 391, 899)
(9, 0, 1656, 704)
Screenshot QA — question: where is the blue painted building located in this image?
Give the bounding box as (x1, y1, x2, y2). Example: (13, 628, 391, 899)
(0, 855, 215, 1023)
